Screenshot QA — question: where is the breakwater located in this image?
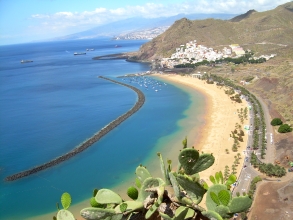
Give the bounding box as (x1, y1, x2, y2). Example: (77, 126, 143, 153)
(5, 76, 145, 181)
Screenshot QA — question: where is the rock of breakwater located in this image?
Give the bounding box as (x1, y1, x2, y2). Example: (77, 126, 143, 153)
(5, 76, 145, 181)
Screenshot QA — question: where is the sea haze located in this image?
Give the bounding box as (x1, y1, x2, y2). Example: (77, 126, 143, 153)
(0, 38, 204, 219)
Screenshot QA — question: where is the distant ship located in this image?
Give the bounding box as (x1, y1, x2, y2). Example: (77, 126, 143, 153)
(20, 60, 33, 63)
(115, 45, 122, 48)
(74, 52, 86, 55)
(86, 49, 95, 51)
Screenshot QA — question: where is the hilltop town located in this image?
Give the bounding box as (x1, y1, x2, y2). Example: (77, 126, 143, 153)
(160, 40, 276, 69)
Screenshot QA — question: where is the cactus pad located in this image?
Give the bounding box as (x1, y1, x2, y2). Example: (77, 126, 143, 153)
(191, 153, 215, 173)
(95, 189, 122, 204)
(206, 184, 231, 211)
(90, 197, 100, 208)
(80, 207, 116, 220)
(218, 190, 231, 206)
(119, 203, 128, 213)
(225, 174, 237, 187)
(114, 201, 143, 214)
(169, 172, 181, 200)
(215, 171, 224, 184)
(135, 178, 141, 189)
(136, 165, 152, 183)
(210, 192, 221, 205)
(176, 174, 206, 205)
(209, 175, 217, 184)
(228, 196, 252, 213)
(157, 153, 171, 185)
(202, 210, 223, 220)
(174, 206, 195, 219)
(145, 203, 158, 219)
(57, 209, 75, 220)
(178, 148, 199, 175)
(137, 177, 160, 202)
(61, 192, 71, 210)
(215, 205, 232, 219)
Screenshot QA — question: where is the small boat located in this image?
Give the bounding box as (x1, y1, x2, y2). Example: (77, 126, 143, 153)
(115, 45, 122, 48)
(86, 49, 95, 51)
(74, 52, 86, 55)
(20, 60, 33, 63)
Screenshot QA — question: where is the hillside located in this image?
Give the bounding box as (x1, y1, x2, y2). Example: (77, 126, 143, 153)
(135, 3, 293, 181)
(136, 1, 293, 60)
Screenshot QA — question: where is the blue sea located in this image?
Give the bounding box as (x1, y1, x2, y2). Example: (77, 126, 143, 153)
(0, 38, 205, 219)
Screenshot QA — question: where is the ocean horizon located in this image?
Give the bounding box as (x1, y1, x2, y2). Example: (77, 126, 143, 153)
(0, 38, 206, 219)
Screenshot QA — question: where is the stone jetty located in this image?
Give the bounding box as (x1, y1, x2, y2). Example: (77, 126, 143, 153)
(5, 76, 145, 181)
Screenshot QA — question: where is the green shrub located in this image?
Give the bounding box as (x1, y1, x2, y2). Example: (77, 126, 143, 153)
(278, 124, 292, 133)
(270, 118, 283, 126)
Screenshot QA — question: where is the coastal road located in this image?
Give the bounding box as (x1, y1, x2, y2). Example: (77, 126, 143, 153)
(233, 92, 276, 196)
(232, 99, 259, 196)
(233, 166, 259, 195)
(253, 93, 276, 164)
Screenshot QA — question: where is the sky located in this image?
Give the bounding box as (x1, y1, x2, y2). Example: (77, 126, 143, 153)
(0, 0, 290, 45)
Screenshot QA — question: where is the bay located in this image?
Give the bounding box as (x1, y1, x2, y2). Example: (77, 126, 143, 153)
(0, 38, 205, 219)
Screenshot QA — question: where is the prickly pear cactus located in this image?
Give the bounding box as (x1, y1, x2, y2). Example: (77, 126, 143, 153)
(175, 173, 206, 205)
(228, 196, 252, 213)
(157, 152, 171, 185)
(174, 206, 195, 220)
(56, 192, 75, 220)
(61, 192, 71, 210)
(80, 207, 116, 220)
(206, 184, 231, 211)
(206, 182, 252, 219)
(114, 200, 143, 213)
(57, 209, 75, 220)
(95, 189, 122, 204)
(191, 153, 215, 174)
(137, 177, 160, 202)
(178, 148, 215, 175)
(136, 165, 152, 183)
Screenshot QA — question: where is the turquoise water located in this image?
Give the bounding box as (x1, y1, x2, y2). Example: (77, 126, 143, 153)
(0, 39, 205, 219)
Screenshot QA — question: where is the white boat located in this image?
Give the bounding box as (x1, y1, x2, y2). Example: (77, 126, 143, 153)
(20, 60, 33, 63)
(74, 52, 86, 55)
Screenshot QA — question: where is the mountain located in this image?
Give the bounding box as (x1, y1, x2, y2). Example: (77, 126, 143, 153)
(136, 1, 293, 60)
(55, 13, 237, 40)
(230, 9, 257, 22)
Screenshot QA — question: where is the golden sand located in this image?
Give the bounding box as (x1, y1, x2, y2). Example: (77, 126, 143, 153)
(156, 74, 249, 183)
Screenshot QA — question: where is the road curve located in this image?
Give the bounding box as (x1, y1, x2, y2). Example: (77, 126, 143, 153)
(5, 76, 145, 181)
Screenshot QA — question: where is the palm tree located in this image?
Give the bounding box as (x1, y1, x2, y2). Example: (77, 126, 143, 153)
(237, 153, 241, 159)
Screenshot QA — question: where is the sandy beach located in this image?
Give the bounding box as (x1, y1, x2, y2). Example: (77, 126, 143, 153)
(157, 74, 249, 175)
(31, 73, 249, 220)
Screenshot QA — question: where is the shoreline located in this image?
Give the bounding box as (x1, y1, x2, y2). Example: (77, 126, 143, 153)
(155, 74, 249, 208)
(30, 73, 249, 220)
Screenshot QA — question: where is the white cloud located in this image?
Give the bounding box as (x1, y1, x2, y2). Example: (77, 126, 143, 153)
(29, 0, 289, 35)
